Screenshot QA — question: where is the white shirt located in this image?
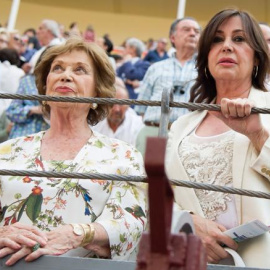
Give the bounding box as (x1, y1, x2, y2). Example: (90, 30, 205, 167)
(0, 61, 25, 113)
(92, 108, 144, 146)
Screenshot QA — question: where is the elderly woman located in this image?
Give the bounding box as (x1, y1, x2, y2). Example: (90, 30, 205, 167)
(0, 38, 147, 265)
(166, 9, 270, 268)
(117, 38, 150, 100)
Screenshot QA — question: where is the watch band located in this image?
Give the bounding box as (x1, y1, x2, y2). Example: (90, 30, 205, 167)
(80, 223, 95, 247)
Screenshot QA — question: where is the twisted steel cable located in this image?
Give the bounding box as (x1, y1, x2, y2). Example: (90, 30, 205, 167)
(0, 93, 270, 113)
(0, 169, 269, 200)
(1, 92, 270, 199)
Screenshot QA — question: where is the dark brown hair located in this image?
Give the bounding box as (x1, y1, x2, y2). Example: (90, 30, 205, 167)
(34, 37, 115, 125)
(190, 9, 270, 104)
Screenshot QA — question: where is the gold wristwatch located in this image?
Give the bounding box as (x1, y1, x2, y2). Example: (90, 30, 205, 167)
(70, 223, 95, 247)
(70, 223, 84, 236)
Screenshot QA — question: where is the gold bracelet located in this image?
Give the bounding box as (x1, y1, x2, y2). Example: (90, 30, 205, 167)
(80, 223, 95, 247)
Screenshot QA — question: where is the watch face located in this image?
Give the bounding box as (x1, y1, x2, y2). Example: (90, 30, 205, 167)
(72, 224, 84, 236)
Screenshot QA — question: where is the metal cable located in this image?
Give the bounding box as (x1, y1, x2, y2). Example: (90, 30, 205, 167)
(0, 169, 269, 200)
(0, 93, 270, 113)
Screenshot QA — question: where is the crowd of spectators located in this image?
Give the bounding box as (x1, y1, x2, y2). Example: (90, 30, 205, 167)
(0, 11, 270, 268)
(0, 19, 175, 146)
(1, 17, 270, 152)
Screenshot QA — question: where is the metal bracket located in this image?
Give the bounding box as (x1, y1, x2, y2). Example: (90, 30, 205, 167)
(158, 88, 173, 137)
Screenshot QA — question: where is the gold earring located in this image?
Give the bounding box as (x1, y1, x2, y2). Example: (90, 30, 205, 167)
(42, 100, 47, 106)
(91, 103, 98, 110)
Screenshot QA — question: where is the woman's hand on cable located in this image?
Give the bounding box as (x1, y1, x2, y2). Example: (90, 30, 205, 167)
(0, 222, 47, 265)
(191, 215, 238, 264)
(210, 98, 269, 152)
(5, 224, 82, 265)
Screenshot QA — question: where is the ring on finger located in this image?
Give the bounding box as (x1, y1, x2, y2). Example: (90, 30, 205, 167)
(31, 243, 40, 252)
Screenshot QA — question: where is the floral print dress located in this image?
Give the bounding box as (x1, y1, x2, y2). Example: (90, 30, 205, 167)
(0, 131, 147, 260)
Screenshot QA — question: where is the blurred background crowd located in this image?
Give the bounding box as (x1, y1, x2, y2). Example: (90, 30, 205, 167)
(0, 0, 269, 158)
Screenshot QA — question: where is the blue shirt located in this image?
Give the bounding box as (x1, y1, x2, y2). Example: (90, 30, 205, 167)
(6, 75, 50, 139)
(135, 53, 198, 123)
(143, 49, 168, 64)
(117, 59, 150, 100)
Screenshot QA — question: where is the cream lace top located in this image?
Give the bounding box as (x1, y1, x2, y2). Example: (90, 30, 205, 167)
(178, 129, 239, 229)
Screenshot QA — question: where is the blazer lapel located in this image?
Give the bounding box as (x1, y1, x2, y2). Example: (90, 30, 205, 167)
(232, 133, 250, 223)
(232, 87, 267, 223)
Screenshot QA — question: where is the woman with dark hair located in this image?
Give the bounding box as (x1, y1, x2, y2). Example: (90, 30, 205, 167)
(0, 38, 147, 265)
(166, 9, 270, 268)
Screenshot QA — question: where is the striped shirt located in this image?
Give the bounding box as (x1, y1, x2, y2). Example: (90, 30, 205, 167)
(134, 53, 198, 123)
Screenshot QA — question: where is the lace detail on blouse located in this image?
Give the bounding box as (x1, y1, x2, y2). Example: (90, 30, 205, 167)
(178, 130, 236, 222)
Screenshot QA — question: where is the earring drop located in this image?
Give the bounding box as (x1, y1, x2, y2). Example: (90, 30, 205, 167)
(92, 103, 98, 110)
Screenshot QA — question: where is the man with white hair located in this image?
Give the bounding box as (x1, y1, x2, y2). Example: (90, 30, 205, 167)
(117, 38, 150, 100)
(135, 17, 201, 156)
(23, 19, 63, 73)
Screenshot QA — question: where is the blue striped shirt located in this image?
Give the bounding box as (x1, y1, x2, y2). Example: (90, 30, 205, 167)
(135, 53, 198, 123)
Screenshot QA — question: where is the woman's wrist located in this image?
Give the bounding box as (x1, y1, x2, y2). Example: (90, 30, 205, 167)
(84, 223, 111, 258)
(69, 223, 95, 247)
(248, 128, 269, 152)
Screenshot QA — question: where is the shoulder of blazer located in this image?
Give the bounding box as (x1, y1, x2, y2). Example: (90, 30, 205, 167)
(249, 87, 270, 106)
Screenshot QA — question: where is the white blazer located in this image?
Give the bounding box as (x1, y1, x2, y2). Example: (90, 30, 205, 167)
(166, 87, 270, 268)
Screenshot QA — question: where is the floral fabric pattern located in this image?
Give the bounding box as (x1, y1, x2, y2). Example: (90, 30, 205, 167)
(0, 131, 147, 260)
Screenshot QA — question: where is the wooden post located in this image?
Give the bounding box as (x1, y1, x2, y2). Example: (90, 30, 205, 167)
(136, 137, 207, 270)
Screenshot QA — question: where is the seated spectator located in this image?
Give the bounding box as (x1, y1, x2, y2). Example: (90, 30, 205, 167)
(0, 48, 25, 110)
(259, 23, 270, 90)
(83, 24, 95, 42)
(6, 73, 50, 139)
(8, 32, 22, 55)
(69, 22, 81, 37)
(96, 36, 116, 70)
(24, 19, 63, 74)
(0, 29, 9, 49)
(145, 38, 156, 51)
(6, 47, 53, 139)
(144, 38, 169, 64)
(135, 17, 201, 157)
(19, 35, 37, 63)
(24, 28, 41, 50)
(92, 78, 144, 146)
(166, 9, 270, 268)
(117, 38, 150, 100)
(0, 38, 147, 266)
(0, 110, 12, 143)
